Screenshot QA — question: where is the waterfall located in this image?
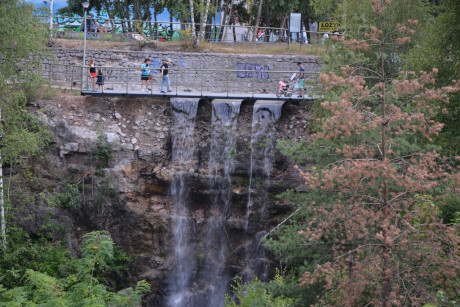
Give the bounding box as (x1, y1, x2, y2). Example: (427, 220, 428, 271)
(168, 98, 199, 307)
(202, 100, 242, 307)
(167, 98, 284, 305)
(244, 101, 284, 281)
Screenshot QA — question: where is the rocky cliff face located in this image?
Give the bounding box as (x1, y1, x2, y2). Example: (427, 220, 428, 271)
(29, 92, 311, 305)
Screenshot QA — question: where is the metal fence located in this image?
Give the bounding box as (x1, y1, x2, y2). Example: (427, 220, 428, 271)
(34, 63, 318, 98)
(38, 15, 329, 45)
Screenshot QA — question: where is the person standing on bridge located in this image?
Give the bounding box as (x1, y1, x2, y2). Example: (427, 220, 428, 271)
(140, 58, 151, 93)
(296, 62, 306, 98)
(88, 59, 97, 91)
(160, 59, 172, 93)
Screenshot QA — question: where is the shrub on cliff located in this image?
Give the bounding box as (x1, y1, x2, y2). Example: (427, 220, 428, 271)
(0, 231, 151, 306)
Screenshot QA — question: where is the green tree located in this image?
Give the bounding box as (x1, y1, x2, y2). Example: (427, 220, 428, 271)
(0, 231, 151, 306)
(0, 0, 52, 251)
(269, 0, 460, 305)
(404, 0, 460, 156)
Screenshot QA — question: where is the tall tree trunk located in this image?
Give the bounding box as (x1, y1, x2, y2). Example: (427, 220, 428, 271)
(154, 11, 158, 40)
(133, 0, 142, 33)
(49, 0, 53, 43)
(124, 0, 131, 32)
(199, 0, 211, 42)
(263, 0, 269, 42)
(280, 14, 287, 42)
(212, 0, 218, 40)
(224, 1, 234, 42)
(218, 0, 227, 41)
(0, 108, 5, 251)
(189, 0, 198, 42)
(252, 0, 263, 42)
(304, 16, 310, 43)
(146, 4, 153, 38)
(380, 42, 390, 307)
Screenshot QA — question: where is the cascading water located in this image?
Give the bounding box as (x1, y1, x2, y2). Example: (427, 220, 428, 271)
(168, 98, 199, 307)
(244, 101, 284, 281)
(167, 98, 284, 305)
(201, 100, 242, 307)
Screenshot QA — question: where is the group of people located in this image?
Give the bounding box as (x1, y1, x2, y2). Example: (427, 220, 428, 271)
(82, 14, 110, 33)
(140, 58, 172, 93)
(88, 59, 104, 91)
(86, 58, 172, 93)
(87, 58, 305, 97)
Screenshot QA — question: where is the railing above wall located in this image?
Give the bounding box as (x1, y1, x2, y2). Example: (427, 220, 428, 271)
(37, 15, 333, 45)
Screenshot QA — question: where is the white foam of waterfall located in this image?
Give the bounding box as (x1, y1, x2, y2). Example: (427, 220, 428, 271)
(168, 98, 199, 307)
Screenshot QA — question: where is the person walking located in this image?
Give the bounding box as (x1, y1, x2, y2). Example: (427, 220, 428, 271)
(160, 59, 172, 93)
(140, 58, 151, 92)
(297, 62, 306, 98)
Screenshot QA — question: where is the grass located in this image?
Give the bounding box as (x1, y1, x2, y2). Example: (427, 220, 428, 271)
(198, 41, 325, 56)
(52, 38, 325, 56)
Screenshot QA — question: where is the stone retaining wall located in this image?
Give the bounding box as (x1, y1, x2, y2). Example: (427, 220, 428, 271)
(44, 48, 322, 93)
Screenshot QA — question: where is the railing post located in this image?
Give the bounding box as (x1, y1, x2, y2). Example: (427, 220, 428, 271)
(175, 67, 178, 94)
(126, 68, 129, 94)
(200, 70, 203, 96)
(252, 70, 255, 98)
(70, 65, 74, 91)
(226, 69, 229, 97)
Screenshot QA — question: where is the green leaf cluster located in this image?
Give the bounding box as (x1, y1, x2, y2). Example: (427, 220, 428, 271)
(225, 275, 293, 307)
(0, 231, 150, 306)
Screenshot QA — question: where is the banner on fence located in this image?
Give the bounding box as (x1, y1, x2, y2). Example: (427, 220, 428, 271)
(319, 21, 339, 32)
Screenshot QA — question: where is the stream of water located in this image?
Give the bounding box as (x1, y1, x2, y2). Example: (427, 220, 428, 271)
(168, 98, 199, 307)
(202, 100, 242, 306)
(167, 99, 283, 306)
(244, 101, 284, 281)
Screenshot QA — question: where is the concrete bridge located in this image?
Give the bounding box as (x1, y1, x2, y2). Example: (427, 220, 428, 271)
(78, 66, 317, 101)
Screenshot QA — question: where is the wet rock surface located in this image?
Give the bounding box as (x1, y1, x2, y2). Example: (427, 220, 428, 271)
(31, 92, 311, 305)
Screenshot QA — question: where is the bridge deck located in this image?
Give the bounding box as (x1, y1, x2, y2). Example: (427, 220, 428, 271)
(81, 90, 314, 101)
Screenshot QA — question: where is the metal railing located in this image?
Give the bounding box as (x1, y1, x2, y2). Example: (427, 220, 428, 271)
(32, 63, 318, 98)
(37, 15, 329, 45)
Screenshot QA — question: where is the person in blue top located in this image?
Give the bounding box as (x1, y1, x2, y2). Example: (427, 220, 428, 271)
(140, 58, 151, 92)
(297, 62, 306, 98)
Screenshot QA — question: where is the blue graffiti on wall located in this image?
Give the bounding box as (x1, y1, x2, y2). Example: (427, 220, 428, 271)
(237, 63, 269, 79)
(151, 58, 160, 74)
(177, 58, 186, 67)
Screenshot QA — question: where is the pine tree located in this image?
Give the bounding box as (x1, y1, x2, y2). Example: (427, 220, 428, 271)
(292, 0, 460, 305)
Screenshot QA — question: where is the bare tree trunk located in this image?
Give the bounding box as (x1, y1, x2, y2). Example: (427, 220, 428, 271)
(154, 12, 158, 40)
(0, 108, 5, 251)
(124, 0, 131, 32)
(145, 3, 153, 38)
(264, 0, 269, 42)
(218, 0, 227, 41)
(224, 1, 234, 42)
(199, 0, 211, 42)
(49, 0, 54, 44)
(252, 0, 263, 42)
(212, 0, 218, 40)
(189, 0, 198, 43)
